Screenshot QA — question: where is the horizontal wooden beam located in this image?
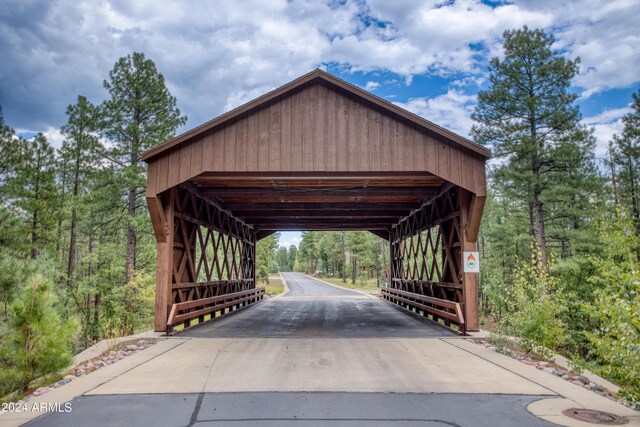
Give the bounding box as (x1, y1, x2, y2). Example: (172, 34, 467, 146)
(235, 209, 410, 217)
(256, 223, 391, 229)
(193, 176, 444, 188)
(241, 213, 402, 220)
(221, 195, 424, 203)
(195, 171, 444, 179)
(200, 187, 437, 197)
(223, 202, 419, 211)
(254, 222, 393, 230)
(253, 218, 392, 225)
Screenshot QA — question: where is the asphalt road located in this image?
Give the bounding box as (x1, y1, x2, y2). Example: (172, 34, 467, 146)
(25, 274, 558, 427)
(281, 273, 359, 297)
(182, 272, 454, 338)
(28, 392, 554, 427)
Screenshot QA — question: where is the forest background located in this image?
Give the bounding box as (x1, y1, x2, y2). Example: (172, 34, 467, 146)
(0, 27, 638, 403)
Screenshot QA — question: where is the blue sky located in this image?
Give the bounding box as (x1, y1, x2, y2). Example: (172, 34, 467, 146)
(1, 0, 638, 249)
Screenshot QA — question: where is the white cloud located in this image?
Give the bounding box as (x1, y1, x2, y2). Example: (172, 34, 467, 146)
(0, 0, 638, 135)
(42, 126, 65, 149)
(363, 0, 553, 75)
(582, 107, 630, 158)
(364, 81, 379, 91)
(514, 0, 640, 96)
(15, 126, 65, 149)
(279, 231, 302, 249)
(394, 89, 477, 138)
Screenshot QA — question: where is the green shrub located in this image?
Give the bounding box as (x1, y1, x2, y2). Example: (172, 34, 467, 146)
(0, 274, 75, 395)
(498, 244, 567, 355)
(587, 212, 640, 401)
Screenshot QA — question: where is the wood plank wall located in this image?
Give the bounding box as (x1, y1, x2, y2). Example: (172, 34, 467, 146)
(147, 84, 487, 197)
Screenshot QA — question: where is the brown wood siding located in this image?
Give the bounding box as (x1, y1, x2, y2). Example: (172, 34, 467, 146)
(148, 84, 486, 196)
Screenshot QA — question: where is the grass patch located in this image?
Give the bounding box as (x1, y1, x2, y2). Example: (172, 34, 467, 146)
(265, 274, 286, 295)
(318, 276, 382, 293)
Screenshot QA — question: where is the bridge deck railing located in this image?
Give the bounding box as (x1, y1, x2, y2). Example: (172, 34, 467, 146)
(166, 287, 265, 334)
(381, 287, 466, 335)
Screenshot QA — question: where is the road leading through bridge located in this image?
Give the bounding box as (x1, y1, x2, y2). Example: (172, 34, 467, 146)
(23, 274, 583, 427)
(181, 273, 453, 338)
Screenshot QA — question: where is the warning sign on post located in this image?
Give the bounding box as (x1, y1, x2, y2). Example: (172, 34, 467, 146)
(463, 251, 480, 273)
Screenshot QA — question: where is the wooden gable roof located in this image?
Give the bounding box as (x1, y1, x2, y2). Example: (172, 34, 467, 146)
(143, 69, 489, 197)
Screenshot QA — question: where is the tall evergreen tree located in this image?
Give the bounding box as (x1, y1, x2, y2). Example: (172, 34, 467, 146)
(7, 134, 58, 258)
(257, 233, 279, 284)
(276, 246, 291, 271)
(471, 26, 596, 266)
(0, 112, 24, 250)
(0, 131, 15, 199)
(100, 52, 186, 283)
(60, 96, 101, 289)
(610, 88, 640, 236)
(288, 245, 298, 272)
(0, 110, 18, 200)
(298, 232, 318, 273)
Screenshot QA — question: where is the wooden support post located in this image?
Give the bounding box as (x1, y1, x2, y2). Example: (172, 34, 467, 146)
(251, 232, 257, 288)
(459, 190, 480, 331)
(154, 189, 175, 332)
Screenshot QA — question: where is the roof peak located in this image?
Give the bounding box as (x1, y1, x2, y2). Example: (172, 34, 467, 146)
(142, 69, 489, 161)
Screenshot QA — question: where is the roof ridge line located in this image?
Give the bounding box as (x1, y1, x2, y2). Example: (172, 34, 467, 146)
(142, 69, 490, 162)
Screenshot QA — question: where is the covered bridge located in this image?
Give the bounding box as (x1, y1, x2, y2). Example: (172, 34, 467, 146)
(143, 69, 489, 334)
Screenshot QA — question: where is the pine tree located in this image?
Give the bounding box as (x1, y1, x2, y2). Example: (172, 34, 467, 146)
(0, 274, 74, 394)
(0, 251, 28, 319)
(298, 232, 318, 273)
(60, 95, 102, 289)
(346, 232, 370, 284)
(256, 234, 279, 284)
(288, 245, 298, 272)
(471, 26, 596, 267)
(0, 116, 20, 247)
(7, 134, 59, 258)
(0, 114, 18, 201)
(100, 52, 186, 283)
(276, 246, 290, 271)
(316, 232, 342, 276)
(610, 88, 640, 236)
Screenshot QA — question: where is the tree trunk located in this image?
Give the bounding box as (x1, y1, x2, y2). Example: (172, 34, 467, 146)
(55, 168, 67, 258)
(626, 150, 640, 236)
(67, 208, 78, 288)
(31, 153, 42, 260)
(31, 216, 38, 260)
(375, 240, 380, 288)
(92, 293, 101, 342)
(126, 108, 140, 283)
(528, 66, 548, 268)
(341, 232, 346, 283)
(67, 141, 82, 289)
(67, 208, 78, 289)
(125, 187, 137, 283)
(88, 224, 94, 277)
(608, 145, 620, 207)
(533, 196, 548, 267)
(381, 240, 388, 283)
(527, 201, 535, 238)
(351, 254, 356, 285)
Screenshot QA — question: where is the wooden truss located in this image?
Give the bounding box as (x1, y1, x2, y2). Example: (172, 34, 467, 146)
(153, 186, 260, 331)
(389, 186, 478, 331)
